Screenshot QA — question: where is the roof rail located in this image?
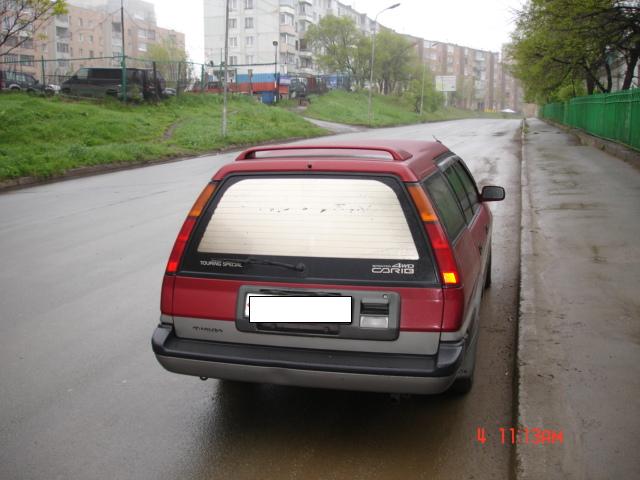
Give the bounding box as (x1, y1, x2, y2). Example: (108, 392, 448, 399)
(236, 145, 413, 161)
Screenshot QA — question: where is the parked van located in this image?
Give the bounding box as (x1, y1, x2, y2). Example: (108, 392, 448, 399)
(60, 67, 165, 100)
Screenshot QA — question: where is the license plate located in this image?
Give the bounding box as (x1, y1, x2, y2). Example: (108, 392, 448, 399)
(247, 295, 352, 323)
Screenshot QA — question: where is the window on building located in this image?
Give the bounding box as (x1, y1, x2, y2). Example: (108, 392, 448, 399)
(228, 18, 237, 29)
(229, 55, 238, 65)
(229, 0, 237, 9)
(229, 37, 238, 47)
(57, 43, 69, 53)
(245, 17, 254, 29)
(280, 13, 293, 25)
(139, 42, 147, 52)
(245, 0, 254, 9)
(89, 50, 94, 57)
(79, 18, 83, 27)
(79, 33, 84, 41)
(245, 36, 254, 47)
(79, 48, 84, 56)
(90, 35, 94, 43)
(246, 55, 254, 64)
(20, 55, 34, 66)
(3, 54, 19, 64)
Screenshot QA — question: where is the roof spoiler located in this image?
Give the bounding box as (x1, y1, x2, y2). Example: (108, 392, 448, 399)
(236, 145, 413, 161)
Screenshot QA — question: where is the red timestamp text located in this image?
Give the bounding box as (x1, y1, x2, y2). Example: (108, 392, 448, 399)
(475, 427, 564, 445)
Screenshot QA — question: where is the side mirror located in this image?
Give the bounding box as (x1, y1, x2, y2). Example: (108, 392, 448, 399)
(480, 185, 505, 202)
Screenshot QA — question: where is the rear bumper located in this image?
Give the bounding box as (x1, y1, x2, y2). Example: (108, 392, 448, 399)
(152, 324, 464, 394)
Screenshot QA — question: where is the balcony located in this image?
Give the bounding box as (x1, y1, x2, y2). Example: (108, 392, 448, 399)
(298, 12, 314, 23)
(280, 23, 296, 36)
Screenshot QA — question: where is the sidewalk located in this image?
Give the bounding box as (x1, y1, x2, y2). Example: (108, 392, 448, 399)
(517, 119, 640, 478)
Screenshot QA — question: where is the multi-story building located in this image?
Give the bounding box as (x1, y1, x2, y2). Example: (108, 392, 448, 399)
(203, 0, 375, 76)
(2, 0, 185, 82)
(203, 1, 524, 110)
(415, 39, 500, 111)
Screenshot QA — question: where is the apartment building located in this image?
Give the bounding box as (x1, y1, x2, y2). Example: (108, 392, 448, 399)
(2, 0, 185, 82)
(203, 0, 375, 75)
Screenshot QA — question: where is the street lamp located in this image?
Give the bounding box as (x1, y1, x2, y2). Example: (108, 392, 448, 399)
(367, 2, 400, 125)
(273, 40, 279, 103)
(420, 41, 440, 116)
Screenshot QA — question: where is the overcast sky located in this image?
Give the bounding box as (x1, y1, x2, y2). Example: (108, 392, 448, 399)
(149, 0, 525, 62)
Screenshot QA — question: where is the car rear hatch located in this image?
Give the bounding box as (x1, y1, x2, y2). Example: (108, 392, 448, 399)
(165, 173, 445, 355)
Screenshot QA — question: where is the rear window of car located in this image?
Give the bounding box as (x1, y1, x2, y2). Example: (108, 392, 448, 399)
(181, 175, 438, 285)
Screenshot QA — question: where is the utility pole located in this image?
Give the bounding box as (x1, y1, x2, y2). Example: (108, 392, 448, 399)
(222, 0, 229, 136)
(367, 3, 400, 125)
(120, 0, 127, 101)
(273, 40, 279, 103)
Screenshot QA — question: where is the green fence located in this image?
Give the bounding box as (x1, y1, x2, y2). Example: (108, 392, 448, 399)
(540, 89, 640, 150)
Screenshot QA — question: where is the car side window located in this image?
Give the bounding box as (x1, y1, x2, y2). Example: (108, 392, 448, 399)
(453, 161, 480, 215)
(443, 162, 473, 222)
(76, 68, 89, 80)
(424, 173, 466, 241)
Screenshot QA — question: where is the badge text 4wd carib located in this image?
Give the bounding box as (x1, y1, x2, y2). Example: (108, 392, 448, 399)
(371, 263, 415, 274)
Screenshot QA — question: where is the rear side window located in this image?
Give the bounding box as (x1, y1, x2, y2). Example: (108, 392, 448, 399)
(424, 174, 465, 240)
(182, 176, 438, 285)
(443, 164, 473, 222)
(452, 162, 480, 215)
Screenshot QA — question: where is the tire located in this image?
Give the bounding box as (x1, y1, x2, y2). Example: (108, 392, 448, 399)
(449, 324, 479, 395)
(484, 249, 492, 289)
(450, 375, 473, 394)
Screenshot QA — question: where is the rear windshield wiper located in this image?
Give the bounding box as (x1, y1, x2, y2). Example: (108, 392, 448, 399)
(216, 257, 306, 272)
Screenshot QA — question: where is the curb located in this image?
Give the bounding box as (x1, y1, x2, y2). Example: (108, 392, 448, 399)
(515, 118, 532, 478)
(541, 119, 640, 171)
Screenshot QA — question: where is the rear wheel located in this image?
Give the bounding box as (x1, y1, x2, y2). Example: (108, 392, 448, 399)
(484, 249, 492, 289)
(449, 326, 479, 395)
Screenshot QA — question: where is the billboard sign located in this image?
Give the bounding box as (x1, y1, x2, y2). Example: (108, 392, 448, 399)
(435, 75, 457, 92)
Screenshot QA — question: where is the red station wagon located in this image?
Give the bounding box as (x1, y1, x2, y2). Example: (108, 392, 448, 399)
(152, 141, 505, 394)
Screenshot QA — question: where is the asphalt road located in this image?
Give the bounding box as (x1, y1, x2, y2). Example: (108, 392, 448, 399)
(0, 118, 522, 480)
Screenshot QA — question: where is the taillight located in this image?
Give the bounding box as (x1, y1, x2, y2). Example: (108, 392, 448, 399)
(165, 182, 217, 274)
(407, 184, 461, 287)
(161, 182, 217, 315)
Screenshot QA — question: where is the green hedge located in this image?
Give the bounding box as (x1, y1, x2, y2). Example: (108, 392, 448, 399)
(540, 89, 640, 150)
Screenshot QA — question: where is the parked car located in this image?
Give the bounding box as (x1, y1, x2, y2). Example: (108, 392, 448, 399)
(152, 140, 505, 395)
(0, 70, 58, 95)
(60, 67, 166, 100)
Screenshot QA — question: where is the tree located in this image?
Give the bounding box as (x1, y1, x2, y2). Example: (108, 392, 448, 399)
(402, 63, 443, 113)
(510, 0, 640, 102)
(305, 15, 363, 82)
(372, 29, 418, 94)
(144, 39, 190, 90)
(1, 1, 67, 56)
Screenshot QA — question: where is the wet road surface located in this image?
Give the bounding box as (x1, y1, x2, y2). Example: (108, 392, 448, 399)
(0, 118, 522, 480)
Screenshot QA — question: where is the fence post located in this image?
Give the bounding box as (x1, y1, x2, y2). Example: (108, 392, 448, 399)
(40, 56, 45, 84)
(121, 54, 127, 102)
(201, 64, 205, 94)
(152, 61, 159, 102)
(177, 61, 182, 96)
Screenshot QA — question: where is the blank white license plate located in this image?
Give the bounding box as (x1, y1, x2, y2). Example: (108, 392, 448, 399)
(247, 295, 352, 323)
